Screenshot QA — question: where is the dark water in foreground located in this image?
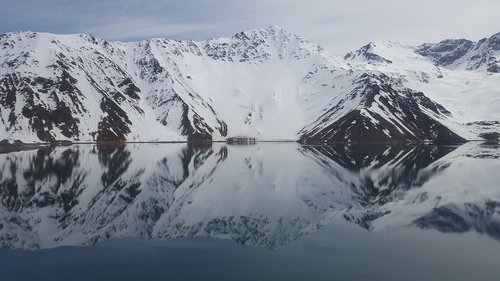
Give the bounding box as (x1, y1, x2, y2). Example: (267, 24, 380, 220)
(0, 142, 499, 280)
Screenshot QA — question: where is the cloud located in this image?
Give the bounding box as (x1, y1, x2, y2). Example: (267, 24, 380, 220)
(84, 20, 217, 41)
(1, 0, 499, 55)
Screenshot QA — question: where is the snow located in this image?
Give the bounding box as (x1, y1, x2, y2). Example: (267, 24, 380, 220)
(0, 28, 499, 143)
(347, 39, 500, 138)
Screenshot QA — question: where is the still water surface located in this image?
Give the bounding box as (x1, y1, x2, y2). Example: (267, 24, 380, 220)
(0, 142, 499, 280)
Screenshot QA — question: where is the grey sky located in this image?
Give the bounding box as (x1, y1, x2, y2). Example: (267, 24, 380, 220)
(1, 0, 499, 55)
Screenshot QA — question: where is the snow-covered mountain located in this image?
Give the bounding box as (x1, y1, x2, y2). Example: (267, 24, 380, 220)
(0, 27, 499, 143)
(344, 35, 500, 140)
(0, 142, 498, 249)
(416, 33, 500, 73)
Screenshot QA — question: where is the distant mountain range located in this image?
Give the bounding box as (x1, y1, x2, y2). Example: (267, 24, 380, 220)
(0, 27, 499, 143)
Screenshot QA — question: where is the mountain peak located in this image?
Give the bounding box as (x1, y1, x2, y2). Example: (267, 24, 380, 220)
(489, 32, 500, 40)
(415, 32, 500, 71)
(344, 41, 394, 64)
(261, 25, 287, 33)
(231, 26, 296, 41)
(0, 29, 498, 144)
(486, 32, 500, 50)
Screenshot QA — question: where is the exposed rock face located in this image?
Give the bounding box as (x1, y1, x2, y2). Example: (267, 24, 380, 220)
(0, 28, 498, 143)
(416, 39, 475, 66)
(299, 74, 464, 143)
(416, 32, 500, 73)
(345, 43, 394, 64)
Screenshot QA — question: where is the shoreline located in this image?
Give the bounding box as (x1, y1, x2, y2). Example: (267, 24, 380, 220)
(0, 139, 495, 148)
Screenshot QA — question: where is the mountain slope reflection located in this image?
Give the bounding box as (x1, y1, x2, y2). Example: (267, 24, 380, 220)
(302, 145, 457, 206)
(0, 142, 499, 249)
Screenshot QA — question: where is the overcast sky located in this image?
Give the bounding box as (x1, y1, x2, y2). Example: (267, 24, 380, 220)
(1, 0, 499, 55)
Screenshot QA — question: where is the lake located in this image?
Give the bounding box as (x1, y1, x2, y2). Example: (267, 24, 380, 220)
(0, 142, 499, 280)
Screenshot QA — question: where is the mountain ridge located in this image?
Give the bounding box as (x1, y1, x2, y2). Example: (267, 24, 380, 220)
(0, 27, 499, 143)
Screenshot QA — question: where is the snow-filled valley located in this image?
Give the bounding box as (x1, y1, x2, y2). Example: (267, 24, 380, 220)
(0, 27, 499, 143)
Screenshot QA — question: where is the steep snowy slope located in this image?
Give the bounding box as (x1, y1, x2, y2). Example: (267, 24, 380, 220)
(345, 35, 500, 139)
(135, 28, 349, 141)
(0, 32, 183, 142)
(0, 27, 498, 143)
(299, 72, 463, 143)
(0, 28, 344, 142)
(416, 33, 500, 73)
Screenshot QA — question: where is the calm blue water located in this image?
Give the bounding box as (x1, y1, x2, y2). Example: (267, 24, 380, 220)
(0, 142, 499, 280)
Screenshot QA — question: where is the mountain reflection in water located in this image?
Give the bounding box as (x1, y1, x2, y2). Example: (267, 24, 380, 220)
(0, 142, 499, 250)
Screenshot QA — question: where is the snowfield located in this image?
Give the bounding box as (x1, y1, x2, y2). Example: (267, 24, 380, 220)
(0, 27, 499, 143)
